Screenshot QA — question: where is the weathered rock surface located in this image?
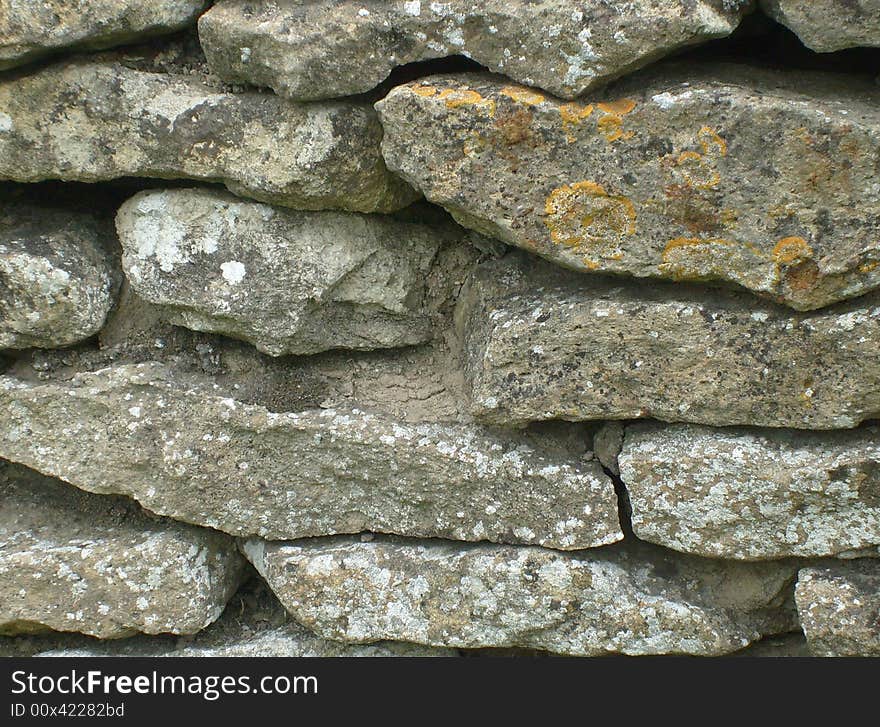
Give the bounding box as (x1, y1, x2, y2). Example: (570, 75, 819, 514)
(117, 188, 446, 356)
(0, 0, 208, 71)
(795, 561, 880, 656)
(619, 423, 880, 560)
(761, 1, 880, 52)
(0, 60, 416, 213)
(199, 0, 750, 101)
(0, 362, 622, 549)
(243, 536, 798, 656)
(32, 580, 454, 657)
(377, 66, 880, 310)
(457, 253, 880, 429)
(0, 462, 245, 639)
(1, 202, 117, 350)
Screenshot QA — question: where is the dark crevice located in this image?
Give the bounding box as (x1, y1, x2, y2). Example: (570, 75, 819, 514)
(601, 464, 635, 540)
(355, 54, 490, 104)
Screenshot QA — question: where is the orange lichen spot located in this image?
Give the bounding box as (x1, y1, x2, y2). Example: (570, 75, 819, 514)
(659, 237, 738, 281)
(661, 237, 735, 261)
(410, 84, 439, 98)
(773, 236, 813, 264)
(500, 85, 545, 106)
(673, 150, 720, 189)
(597, 99, 637, 116)
(859, 261, 879, 274)
(543, 180, 637, 265)
(595, 99, 636, 143)
(697, 126, 727, 157)
(436, 88, 496, 116)
(558, 102, 594, 142)
(597, 115, 635, 143)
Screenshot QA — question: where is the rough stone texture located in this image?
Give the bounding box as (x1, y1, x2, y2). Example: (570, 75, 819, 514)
(377, 66, 880, 310)
(795, 561, 880, 656)
(457, 253, 880, 429)
(0, 462, 245, 639)
(198, 0, 750, 101)
(243, 536, 798, 657)
(0, 1, 208, 71)
(31, 579, 454, 657)
(761, 1, 880, 52)
(117, 188, 446, 356)
(0, 60, 417, 213)
(0, 362, 622, 549)
(620, 422, 880, 560)
(1, 202, 117, 350)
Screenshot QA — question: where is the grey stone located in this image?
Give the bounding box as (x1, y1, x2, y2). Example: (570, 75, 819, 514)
(198, 0, 750, 101)
(457, 253, 880, 429)
(1, 202, 117, 350)
(761, 1, 880, 52)
(619, 422, 880, 560)
(117, 188, 446, 356)
(0, 1, 208, 71)
(795, 560, 880, 656)
(376, 66, 880, 310)
(32, 580, 455, 657)
(0, 462, 245, 639)
(243, 536, 798, 657)
(0, 59, 417, 213)
(0, 362, 622, 549)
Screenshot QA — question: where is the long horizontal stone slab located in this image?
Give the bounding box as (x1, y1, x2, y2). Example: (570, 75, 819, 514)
(198, 0, 749, 101)
(619, 423, 880, 560)
(1, 201, 117, 350)
(457, 253, 880, 429)
(0, 1, 208, 70)
(243, 537, 799, 657)
(376, 67, 880, 310)
(795, 561, 880, 656)
(0, 60, 416, 213)
(32, 580, 454, 657)
(760, 0, 880, 52)
(0, 462, 245, 639)
(117, 188, 446, 356)
(0, 362, 622, 549)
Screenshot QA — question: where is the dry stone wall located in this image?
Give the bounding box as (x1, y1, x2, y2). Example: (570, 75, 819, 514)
(0, 1, 878, 658)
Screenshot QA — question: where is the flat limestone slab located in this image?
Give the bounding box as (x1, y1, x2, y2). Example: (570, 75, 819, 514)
(116, 188, 445, 356)
(0, 0, 208, 70)
(761, 0, 880, 52)
(1, 202, 117, 350)
(795, 561, 880, 656)
(620, 423, 880, 560)
(457, 253, 880, 429)
(0, 362, 622, 549)
(243, 536, 799, 657)
(377, 66, 880, 310)
(0, 463, 245, 639)
(0, 60, 416, 214)
(198, 0, 749, 100)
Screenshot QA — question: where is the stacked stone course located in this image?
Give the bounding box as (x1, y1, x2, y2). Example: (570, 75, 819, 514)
(1, 1, 878, 657)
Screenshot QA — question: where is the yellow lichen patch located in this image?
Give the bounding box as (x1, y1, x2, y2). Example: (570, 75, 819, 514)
(661, 237, 735, 260)
(500, 85, 546, 106)
(720, 208, 739, 227)
(859, 261, 878, 274)
(596, 99, 637, 116)
(595, 98, 637, 143)
(772, 236, 813, 264)
(543, 180, 637, 266)
(597, 115, 635, 143)
(557, 102, 594, 142)
(659, 237, 738, 281)
(410, 84, 439, 98)
(698, 127, 728, 157)
(437, 88, 496, 117)
(673, 150, 721, 190)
